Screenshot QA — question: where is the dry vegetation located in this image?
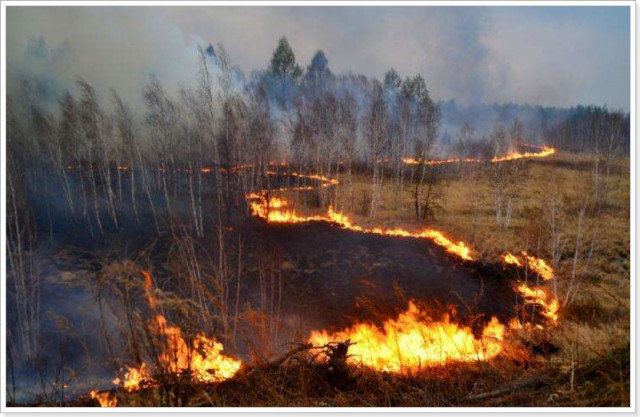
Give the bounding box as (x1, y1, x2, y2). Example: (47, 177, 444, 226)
(6, 37, 630, 408)
(39, 151, 626, 408)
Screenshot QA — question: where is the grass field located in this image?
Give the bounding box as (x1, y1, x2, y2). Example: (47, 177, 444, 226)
(14, 151, 630, 408)
(183, 150, 629, 407)
(336, 151, 630, 379)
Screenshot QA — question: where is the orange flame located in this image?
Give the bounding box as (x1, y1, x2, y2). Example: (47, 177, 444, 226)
(515, 284, 559, 325)
(402, 156, 481, 166)
(490, 146, 556, 163)
(308, 301, 505, 373)
(522, 252, 554, 281)
(403, 146, 555, 166)
(248, 195, 472, 261)
(113, 271, 242, 391)
(502, 252, 554, 281)
(91, 390, 117, 407)
(502, 253, 522, 266)
(502, 253, 558, 324)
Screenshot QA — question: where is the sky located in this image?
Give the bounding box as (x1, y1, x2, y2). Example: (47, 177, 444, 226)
(6, 5, 631, 111)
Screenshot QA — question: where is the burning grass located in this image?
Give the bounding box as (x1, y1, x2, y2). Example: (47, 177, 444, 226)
(113, 271, 242, 393)
(8, 148, 629, 407)
(307, 301, 507, 372)
(81, 341, 628, 407)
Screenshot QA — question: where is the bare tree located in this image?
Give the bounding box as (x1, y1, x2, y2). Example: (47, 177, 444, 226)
(364, 81, 389, 219)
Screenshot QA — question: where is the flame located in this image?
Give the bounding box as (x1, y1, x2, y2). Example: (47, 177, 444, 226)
(112, 363, 148, 392)
(508, 318, 543, 331)
(80, 145, 561, 400)
(402, 157, 481, 166)
(248, 195, 472, 261)
(113, 271, 242, 391)
(91, 390, 117, 407)
(307, 301, 505, 373)
(403, 146, 555, 166)
(502, 253, 558, 324)
(490, 146, 555, 163)
(502, 253, 522, 266)
(502, 252, 554, 281)
(265, 170, 340, 187)
(515, 284, 559, 325)
(522, 252, 554, 281)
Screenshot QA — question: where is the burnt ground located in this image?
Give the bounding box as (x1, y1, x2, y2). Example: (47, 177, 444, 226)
(7, 214, 518, 402)
(247, 220, 517, 343)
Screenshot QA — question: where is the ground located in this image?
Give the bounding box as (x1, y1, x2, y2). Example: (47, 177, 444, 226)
(8, 151, 631, 407)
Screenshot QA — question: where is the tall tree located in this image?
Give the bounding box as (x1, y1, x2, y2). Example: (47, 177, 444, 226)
(269, 37, 302, 108)
(365, 81, 390, 219)
(304, 50, 332, 93)
(383, 68, 402, 92)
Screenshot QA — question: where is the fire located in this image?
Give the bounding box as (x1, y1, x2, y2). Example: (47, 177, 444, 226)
(307, 301, 505, 373)
(265, 170, 340, 187)
(91, 390, 117, 407)
(522, 252, 554, 281)
(502, 253, 521, 266)
(113, 363, 148, 392)
(403, 146, 555, 166)
(502, 252, 554, 281)
(402, 156, 481, 166)
(80, 144, 563, 402)
(248, 194, 472, 261)
(515, 284, 559, 325)
(490, 146, 555, 163)
(502, 253, 558, 324)
(113, 271, 242, 391)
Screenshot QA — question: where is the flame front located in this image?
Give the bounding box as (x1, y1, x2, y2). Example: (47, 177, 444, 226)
(402, 156, 482, 166)
(490, 146, 555, 163)
(402, 146, 555, 166)
(501, 252, 558, 324)
(91, 390, 117, 407)
(502, 253, 522, 266)
(502, 251, 554, 281)
(248, 195, 472, 261)
(113, 271, 242, 392)
(515, 284, 559, 325)
(308, 301, 505, 373)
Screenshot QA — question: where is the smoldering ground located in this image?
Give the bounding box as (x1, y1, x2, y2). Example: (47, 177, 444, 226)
(7, 193, 518, 403)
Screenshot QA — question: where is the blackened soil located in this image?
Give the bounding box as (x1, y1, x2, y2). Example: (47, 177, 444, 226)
(249, 220, 516, 340)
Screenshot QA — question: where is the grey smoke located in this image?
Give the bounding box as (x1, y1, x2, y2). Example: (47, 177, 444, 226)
(6, 6, 630, 111)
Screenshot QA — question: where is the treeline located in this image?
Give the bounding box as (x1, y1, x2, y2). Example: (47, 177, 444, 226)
(8, 36, 632, 239)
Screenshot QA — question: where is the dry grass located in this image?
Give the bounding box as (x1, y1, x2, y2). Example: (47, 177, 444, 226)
(315, 151, 630, 407)
(13, 151, 630, 408)
(70, 341, 628, 407)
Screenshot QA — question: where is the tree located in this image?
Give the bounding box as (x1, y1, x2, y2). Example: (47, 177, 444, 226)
(410, 78, 442, 220)
(383, 69, 402, 92)
(336, 91, 358, 212)
(488, 123, 526, 229)
(364, 81, 390, 219)
(510, 117, 524, 150)
(401, 74, 428, 103)
(270, 37, 302, 77)
(304, 50, 332, 93)
(269, 37, 302, 108)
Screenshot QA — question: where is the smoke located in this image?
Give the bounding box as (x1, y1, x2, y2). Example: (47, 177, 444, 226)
(6, 7, 203, 111)
(6, 6, 630, 112)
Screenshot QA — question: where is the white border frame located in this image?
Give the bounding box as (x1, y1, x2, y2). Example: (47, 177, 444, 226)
(0, 0, 635, 413)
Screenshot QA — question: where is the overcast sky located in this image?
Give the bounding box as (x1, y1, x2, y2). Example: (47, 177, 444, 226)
(6, 6, 631, 111)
